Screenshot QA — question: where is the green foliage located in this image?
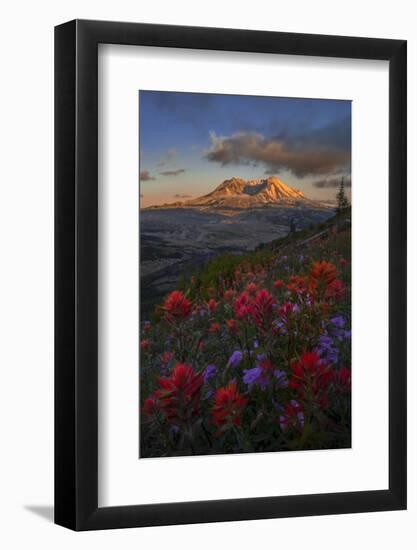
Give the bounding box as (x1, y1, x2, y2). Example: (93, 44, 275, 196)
(183, 249, 275, 299)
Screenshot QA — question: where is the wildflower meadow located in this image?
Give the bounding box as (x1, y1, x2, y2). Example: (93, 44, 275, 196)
(140, 214, 351, 458)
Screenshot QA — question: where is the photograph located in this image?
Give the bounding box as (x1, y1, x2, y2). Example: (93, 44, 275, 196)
(139, 91, 352, 458)
(0, 1, 409, 542)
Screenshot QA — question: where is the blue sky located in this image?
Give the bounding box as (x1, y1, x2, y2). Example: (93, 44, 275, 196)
(139, 91, 351, 207)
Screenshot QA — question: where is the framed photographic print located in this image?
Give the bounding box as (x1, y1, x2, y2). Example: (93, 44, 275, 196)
(55, 20, 407, 530)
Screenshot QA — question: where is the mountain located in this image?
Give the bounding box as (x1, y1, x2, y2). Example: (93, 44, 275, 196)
(186, 176, 305, 207)
(145, 176, 324, 212)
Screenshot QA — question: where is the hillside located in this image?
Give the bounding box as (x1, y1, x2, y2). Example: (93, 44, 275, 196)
(140, 209, 351, 458)
(182, 208, 351, 301)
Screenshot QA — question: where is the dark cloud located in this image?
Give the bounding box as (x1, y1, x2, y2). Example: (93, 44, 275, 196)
(205, 131, 350, 178)
(205, 117, 351, 178)
(312, 176, 352, 189)
(308, 116, 351, 150)
(174, 193, 192, 199)
(140, 170, 156, 181)
(160, 169, 186, 176)
(277, 116, 351, 152)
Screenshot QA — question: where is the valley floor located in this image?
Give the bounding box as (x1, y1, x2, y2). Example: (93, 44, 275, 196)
(140, 206, 332, 317)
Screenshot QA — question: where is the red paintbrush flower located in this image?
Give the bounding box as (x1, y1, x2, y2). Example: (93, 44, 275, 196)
(155, 363, 204, 425)
(140, 339, 151, 351)
(142, 394, 160, 417)
(334, 367, 351, 394)
(309, 260, 338, 295)
(207, 298, 219, 313)
(209, 322, 221, 333)
(273, 279, 284, 289)
(310, 261, 338, 285)
(162, 290, 192, 321)
(224, 289, 235, 301)
(226, 318, 240, 334)
(212, 383, 248, 429)
(324, 279, 345, 301)
(290, 351, 333, 408)
(245, 282, 258, 296)
(308, 260, 345, 304)
(250, 289, 275, 328)
(233, 291, 252, 319)
(286, 275, 307, 295)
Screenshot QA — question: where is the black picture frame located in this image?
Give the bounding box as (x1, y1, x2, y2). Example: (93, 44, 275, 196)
(55, 19, 407, 531)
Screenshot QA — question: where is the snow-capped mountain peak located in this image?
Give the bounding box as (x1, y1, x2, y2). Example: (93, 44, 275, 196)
(185, 176, 307, 208)
(143, 176, 327, 212)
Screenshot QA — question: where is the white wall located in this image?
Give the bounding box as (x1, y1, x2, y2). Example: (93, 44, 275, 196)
(0, 0, 415, 547)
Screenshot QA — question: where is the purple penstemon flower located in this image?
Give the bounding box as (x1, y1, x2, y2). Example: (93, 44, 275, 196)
(332, 328, 345, 341)
(227, 350, 243, 368)
(315, 333, 338, 363)
(331, 315, 345, 329)
(274, 369, 289, 388)
(328, 316, 351, 342)
(273, 319, 287, 334)
(243, 366, 264, 387)
(243, 358, 287, 391)
(243, 355, 269, 389)
(203, 364, 217, 383)
(319, 335, 333, 347)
